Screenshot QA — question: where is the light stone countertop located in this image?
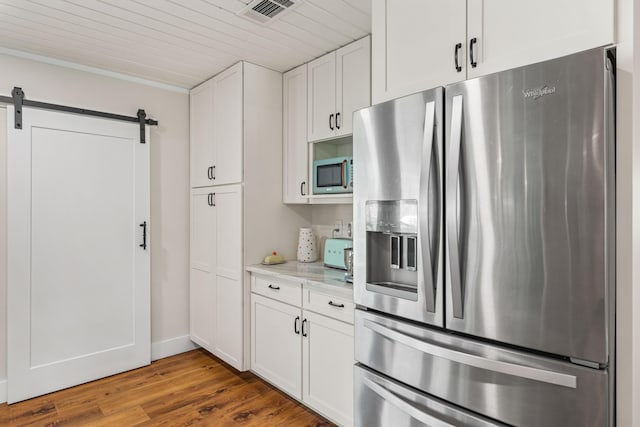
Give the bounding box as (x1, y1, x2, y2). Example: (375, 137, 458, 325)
(246, 261, 353, 301)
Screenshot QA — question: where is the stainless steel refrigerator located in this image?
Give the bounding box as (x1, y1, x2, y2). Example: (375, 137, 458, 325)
(352, 47, 615, 426)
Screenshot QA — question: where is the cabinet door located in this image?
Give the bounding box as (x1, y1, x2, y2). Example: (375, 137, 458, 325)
(308, 52, 337, 142)
(303, 310, 354, 427)
(251, 293, 302, 399)
(336, 36, 371, 136)
(213, 63, 243, 185)
(190, 82, 215, 188)
(283, 65, 309, 204)
(467, 0, 614, 79)
(213, 184, 243, 369)
(189, 188, 216, 350)
(372, 0, 466, 104)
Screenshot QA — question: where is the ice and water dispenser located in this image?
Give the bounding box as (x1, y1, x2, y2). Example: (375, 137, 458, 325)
(365, 199, 419, 300)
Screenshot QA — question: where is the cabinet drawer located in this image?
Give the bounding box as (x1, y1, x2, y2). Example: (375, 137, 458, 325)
(303, 290, 354, 324)
(252, 275, 302, 306)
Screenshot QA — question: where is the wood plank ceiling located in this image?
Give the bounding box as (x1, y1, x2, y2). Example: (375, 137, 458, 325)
(0, 0, 371, 89)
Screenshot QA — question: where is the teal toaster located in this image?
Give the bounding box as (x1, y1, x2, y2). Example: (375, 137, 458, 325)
(323, 238, 352, 270)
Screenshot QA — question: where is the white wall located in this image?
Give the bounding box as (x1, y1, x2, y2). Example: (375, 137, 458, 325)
(311, 204, 353, 254)
(0, 54, 191, 385)
(616, 0, 640, 425)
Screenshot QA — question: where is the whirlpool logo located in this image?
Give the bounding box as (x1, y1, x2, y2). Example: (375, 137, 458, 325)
(522, 85, 556, 100)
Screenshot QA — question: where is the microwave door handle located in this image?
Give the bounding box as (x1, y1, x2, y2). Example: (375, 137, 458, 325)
(447, 95, 464, 319)
(342, 159, 347, 188)
(419, 100, 437, 312)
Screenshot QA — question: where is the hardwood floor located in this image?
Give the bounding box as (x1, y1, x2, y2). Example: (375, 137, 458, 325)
(0, 349, 335, 426)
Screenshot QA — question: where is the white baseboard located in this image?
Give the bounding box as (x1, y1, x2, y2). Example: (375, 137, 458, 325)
(151, 335, 199, 361)
(0, 380, 7, 403)
(0, 337, 197, 403)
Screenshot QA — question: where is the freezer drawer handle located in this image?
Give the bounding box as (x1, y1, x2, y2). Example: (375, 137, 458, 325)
(446, 95, 464, 318)
(363, 319, 577, 389)
(362, 377, 456, 427)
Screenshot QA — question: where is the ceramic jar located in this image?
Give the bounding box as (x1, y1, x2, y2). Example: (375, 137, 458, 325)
(297, 228, 318, 262)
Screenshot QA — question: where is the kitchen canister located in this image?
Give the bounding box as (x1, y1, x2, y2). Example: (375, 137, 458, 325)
(297, 227, 318, 262)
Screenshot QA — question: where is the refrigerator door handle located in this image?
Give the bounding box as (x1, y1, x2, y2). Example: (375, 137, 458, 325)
(363, 319, 577, 388)
(447, 95, 464, 318)
(361, 376, 457, 427)
(419, 101, 437, 312)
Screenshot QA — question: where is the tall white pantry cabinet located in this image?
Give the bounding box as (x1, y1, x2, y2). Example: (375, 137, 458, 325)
(189, 62, 311, 370)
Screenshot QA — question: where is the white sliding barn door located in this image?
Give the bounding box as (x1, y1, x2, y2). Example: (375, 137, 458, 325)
(7, 107, 150, 403)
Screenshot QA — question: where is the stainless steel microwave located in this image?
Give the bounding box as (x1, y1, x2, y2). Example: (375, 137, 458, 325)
(313, 156, 353, 194)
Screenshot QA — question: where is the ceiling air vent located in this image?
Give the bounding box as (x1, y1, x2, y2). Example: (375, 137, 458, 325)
(238, 0, 301, 24)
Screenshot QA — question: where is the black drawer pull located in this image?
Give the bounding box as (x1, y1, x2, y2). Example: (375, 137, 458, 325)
(294, 316, 300, 334)
(454, 42, 462, 72)
(139, 221, 147, 250)
(328, 301, 344, 308)
(302, 318, 308, 337)
(470, 37, 478, 68)
(268, 284, 280, 290)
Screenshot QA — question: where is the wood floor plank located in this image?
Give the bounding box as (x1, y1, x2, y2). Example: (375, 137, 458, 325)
(0, 349, 335, 427)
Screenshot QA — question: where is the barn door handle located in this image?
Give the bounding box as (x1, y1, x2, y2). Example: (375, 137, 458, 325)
(139, 221, 147, 250)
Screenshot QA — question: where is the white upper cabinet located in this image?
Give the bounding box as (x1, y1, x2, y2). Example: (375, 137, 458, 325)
(372, 0, 466, 104)
(372, 0, 614, 104)
(308, 53, 336, 142)
(190, 63, 243, 188)
(283, 65, 310, 204)
(212, 63, 243, 186)
(308, 36, 371, 142)
(466, 0, 614, 79)
(190, 81, 215, 188)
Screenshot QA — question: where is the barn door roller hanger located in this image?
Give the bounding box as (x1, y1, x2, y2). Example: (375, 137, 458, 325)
(0, 86, 158, 143)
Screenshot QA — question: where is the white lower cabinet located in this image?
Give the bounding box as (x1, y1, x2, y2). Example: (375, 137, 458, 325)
(190, 184, 243, 369)
(249, 274, 354, 426)
(302, 310, 354, 427)
(251, 293, 302, 399)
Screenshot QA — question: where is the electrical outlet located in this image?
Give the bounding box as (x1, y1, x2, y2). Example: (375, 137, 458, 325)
(334, 220, 343, 237)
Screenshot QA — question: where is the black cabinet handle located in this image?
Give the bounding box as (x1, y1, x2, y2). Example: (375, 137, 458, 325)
(268, 284, 280, 290)
(300, 181, 306, 196)
(212, 165, 216, 180)
(208, 193, 214, 207)
(328, 301, 345, 308)
(470, 37, 478, 68)
(302, 318, 308, 337)
(207, 166, 214, 180)
(212, 193, 216, 207)
(336, 112, 341, 129)
(329, 113, 334, 130)
(139, 221, 147, 250)
(454, 42, 462, 72)
(294, 316, 300, 334)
